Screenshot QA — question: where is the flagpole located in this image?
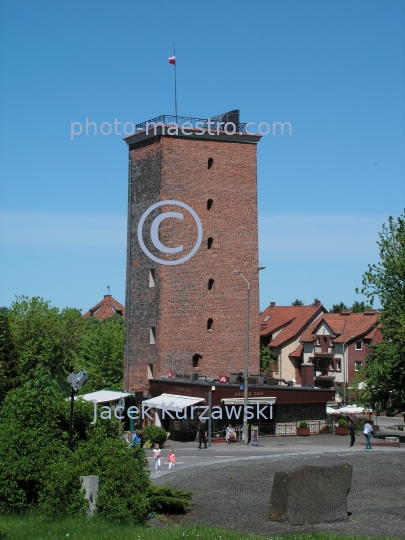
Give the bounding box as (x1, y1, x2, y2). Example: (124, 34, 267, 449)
(174, 43, 177, 117)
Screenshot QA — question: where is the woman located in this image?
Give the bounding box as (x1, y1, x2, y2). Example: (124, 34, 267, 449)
(225, 423, 236, 443)
(348, 420, 356, 448)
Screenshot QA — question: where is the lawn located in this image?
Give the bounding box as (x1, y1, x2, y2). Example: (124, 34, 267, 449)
(0, 514, 392, 540)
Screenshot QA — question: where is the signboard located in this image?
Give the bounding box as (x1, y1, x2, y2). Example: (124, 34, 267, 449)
(168, 370, 173, 379)
(219, 375, 227, 384)
(239, 384, 244, 390)
(251, 425, 259, 446)
(118, 397, 125, 408)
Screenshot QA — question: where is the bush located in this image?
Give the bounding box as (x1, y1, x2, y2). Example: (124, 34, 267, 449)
(338, 418, 348, 427)
(141, 425, 167, 448)
(148, 484, 193, 514)
(298, 420, 308, 428)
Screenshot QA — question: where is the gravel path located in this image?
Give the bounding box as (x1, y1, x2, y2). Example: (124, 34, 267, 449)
(154, 450, 405, 538)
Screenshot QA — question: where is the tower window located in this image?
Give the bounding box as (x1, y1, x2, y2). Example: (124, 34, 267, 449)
(207, 318, 213, 330)
(149, 269, 155, 288)
(208, 237, 213, 249)
(208, 278, 214, 290)
(208, 157, 214, 169)
(192, 353, 202, 367)
(150, 326, 156, 344)
(207, 199, 213, 210)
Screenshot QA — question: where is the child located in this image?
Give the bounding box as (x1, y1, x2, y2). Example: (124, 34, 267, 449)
(168, 449, 176, 470)
(152, 443, 161, 473)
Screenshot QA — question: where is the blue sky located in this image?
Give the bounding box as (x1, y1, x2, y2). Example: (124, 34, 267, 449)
(0, 0, 404, 312)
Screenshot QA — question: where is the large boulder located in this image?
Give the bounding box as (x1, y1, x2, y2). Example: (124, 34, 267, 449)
(269, 463, 352, 525)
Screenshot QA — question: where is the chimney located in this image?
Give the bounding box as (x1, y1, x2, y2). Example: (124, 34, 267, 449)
(363, 309, 377, 315)
(270, 302, 276, 308)
(340, 310, 352, 316)
(301, 362, 315, 387)
(313, 300, 321, 307)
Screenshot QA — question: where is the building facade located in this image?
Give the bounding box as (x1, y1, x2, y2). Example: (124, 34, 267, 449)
(124, 115, 262, 392)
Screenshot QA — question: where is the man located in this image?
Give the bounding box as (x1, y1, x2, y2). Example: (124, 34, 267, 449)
(363, 420, 374, 450)
(197, 418, 207, 449)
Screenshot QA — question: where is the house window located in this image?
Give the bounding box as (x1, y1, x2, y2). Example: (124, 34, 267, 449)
(207, 318, 213, 330)
(329, 360, 334, 371)
(263, 315, 270, 322)
(147, 364, 153, 379)
(149, 269, 155, 288)
(336, 360, 341, 371)
(208, 278, 214, 290)
(208, 157, 214, 169)
(355, 341, 362, 350)
(207, 199, 213, 210)
(150, 326, 156, 344)
(355, 361, 362, 371)
(207, 237, 213, 249)
(192, 353, 202, 367)
(316, 338, 320, 346)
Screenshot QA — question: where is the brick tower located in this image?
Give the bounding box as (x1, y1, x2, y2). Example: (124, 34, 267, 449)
(124, 114, 262, 393)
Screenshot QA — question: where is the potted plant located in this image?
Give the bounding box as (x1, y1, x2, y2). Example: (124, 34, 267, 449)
(335, 418, 349, 435)
(297, 420, 310, 436)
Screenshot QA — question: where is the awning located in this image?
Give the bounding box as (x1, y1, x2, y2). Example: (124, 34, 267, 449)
(142, 393, 205, 412)
(338, 405, 365, 414)
(76, 390, 132, 404)
(221, 397, 276, 406)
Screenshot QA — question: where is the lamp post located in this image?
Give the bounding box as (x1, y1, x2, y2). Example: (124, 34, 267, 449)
(234, 267, 265, 445)
(67, 369, 88, 450)
(342, 336, 354, 405)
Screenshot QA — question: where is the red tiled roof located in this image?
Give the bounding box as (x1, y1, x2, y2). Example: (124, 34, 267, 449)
(260, 304, 326, 347)
(289, 344, 303, 358)
(301, 311, 379, 343)
(82, 295, 125, 319)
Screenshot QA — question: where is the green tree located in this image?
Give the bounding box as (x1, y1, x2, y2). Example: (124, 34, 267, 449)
(292, 299, 304, 306)
(0, 309, 19, 403)
(7, 296, 82, 387)
(355, 211, 405, 414)
(260, 345, 274, 374)
(330, 301, 348, 313)
(76, 316, 125, 392)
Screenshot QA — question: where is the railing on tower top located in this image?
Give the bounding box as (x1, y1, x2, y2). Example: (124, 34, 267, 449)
(132, 115, 248, 135)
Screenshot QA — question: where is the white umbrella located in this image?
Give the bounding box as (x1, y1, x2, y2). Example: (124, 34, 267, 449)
(326, 406, 339, 414)
(338, 405, 365, 414)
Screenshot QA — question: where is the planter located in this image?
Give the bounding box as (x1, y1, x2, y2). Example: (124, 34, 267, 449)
(335, 427, 348, 435)
(297, 427, 310, 436)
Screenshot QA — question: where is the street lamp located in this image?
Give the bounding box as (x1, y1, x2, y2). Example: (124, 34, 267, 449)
(234, 266, 265, 445)
(67, 369, 88, 450)
(342, 336, 354, 405)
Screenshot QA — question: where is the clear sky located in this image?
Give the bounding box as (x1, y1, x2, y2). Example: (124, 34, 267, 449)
(0, 0, 404, 313)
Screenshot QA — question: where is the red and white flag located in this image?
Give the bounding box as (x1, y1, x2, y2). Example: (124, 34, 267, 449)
(168, 56, 176, 65)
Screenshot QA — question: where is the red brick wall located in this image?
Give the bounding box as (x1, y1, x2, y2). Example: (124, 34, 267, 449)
(126, 134, 261, 392)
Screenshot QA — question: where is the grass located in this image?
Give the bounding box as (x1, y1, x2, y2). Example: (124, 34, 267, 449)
(0, 514, 395, 540)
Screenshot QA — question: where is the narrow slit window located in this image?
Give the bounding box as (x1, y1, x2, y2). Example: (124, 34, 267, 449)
(208, 237, 213, 249)
(207, 318, 213, 330)
(208, 278, 214, 290)
(207, 199, 213, 210)
(192, 354, 202, 367)
(150, 326, 156, 344)
(149, 269, 155, 288)
(208, 157, 214, 169)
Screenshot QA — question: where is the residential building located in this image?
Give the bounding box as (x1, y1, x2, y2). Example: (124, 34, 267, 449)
(259, 301, 327, 383)
(82, 294, 125, 319)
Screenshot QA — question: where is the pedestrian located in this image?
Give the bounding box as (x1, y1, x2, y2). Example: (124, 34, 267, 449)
(152, 443, 161, 472)
(197, 418, 207, 449)
(168, 449, 176, 470)
(225, 423, 236, 443)
(363, 420, 374, 450)
(348, 421, 356, 448)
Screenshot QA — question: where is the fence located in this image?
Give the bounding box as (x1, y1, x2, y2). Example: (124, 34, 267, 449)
(258, 419, 334, 437)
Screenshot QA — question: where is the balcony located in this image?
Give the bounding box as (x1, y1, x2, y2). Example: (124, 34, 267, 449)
(314, 346, 335, 357)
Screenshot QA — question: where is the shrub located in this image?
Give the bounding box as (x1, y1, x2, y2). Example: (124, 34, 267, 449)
(338, 418, 348, 427)
(298, 420, 308, 428)
(148, 484, 193, 514)
(141, 425, 167, 448)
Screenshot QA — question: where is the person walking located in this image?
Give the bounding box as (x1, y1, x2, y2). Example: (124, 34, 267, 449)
(152, 443, 162, 472)
(168, 449, 176, 470)
(197, 418, 207, 449)
(348, 421, 356, 448)
(363, 420, 374, 450)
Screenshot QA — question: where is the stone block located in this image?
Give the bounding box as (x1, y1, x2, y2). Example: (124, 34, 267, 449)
(269, 463, 352, 525)
(81, 475, 99, 517)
